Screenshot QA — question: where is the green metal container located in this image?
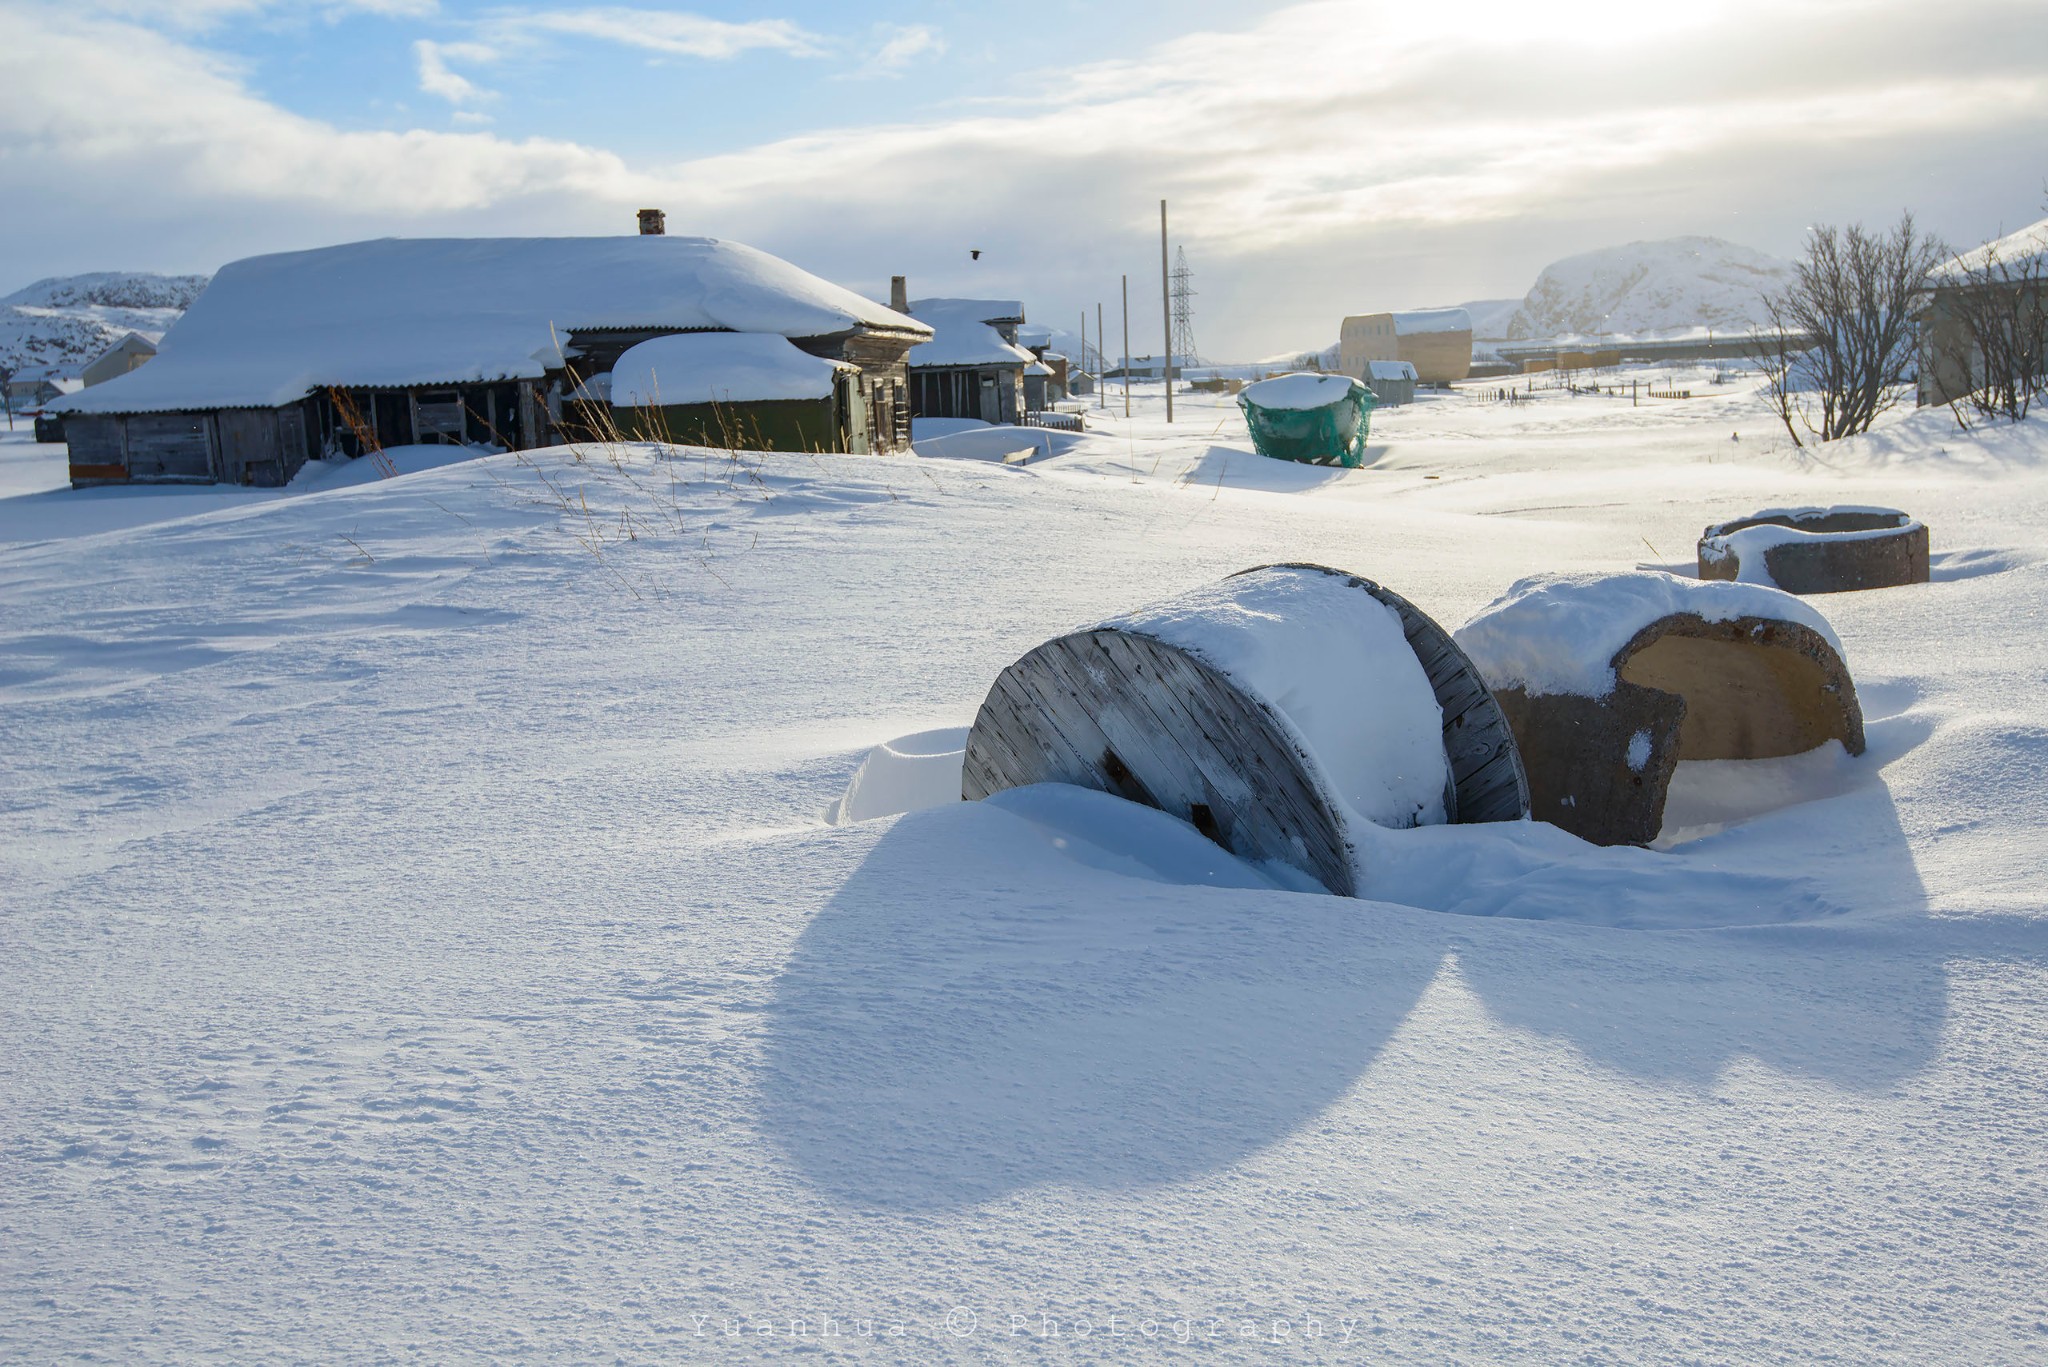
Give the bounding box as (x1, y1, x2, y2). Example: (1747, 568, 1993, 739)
(1237, 374, 1376, 467)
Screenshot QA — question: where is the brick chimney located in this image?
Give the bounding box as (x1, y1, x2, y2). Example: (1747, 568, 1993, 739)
(637, 208, 666, 236)
(890, 275, 908, 313)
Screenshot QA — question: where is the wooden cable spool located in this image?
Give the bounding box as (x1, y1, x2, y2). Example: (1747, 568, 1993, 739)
(960, 564, 1529, 896)
(1487, 611, 1865, 846)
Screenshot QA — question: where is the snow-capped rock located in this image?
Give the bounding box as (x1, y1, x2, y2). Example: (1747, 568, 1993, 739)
(0, 271, 210, 376)
(1504, 236, 1792, 341)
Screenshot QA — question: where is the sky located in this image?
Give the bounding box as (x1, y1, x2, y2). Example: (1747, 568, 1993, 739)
(1, 0, 2044, 358)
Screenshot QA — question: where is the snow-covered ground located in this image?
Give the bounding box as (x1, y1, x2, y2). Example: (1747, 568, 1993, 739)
(4, 372, 2046, 1362)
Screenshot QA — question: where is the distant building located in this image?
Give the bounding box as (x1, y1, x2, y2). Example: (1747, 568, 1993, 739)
(81, 331, 158, 388)
(3, 367, 73, 411)
(1106, 354, 1174, 381)
(903, 296, 1034, 425)
(1363, 359, 1418, 406)
(1918, 214, 2048, 408)
(1339, 309, 1473, 384)
(56, 226, 930, 487)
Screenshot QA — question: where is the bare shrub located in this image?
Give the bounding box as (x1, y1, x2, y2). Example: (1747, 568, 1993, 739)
(1751, 212, 1946, 445)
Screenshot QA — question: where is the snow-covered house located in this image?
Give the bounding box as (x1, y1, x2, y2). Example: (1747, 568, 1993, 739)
(904, 298, 1034, 425)
(80, 331, 158, 388)
(1918, 215, 2048, 408)
(1339, 308, 1473, 385)
(55, 235, 931, 487)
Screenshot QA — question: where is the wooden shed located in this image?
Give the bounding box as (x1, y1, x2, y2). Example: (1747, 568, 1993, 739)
(904, 298, 1033, 426)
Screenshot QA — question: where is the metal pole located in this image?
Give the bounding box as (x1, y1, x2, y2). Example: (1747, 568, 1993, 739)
(1159, 199, 1173, 423)
(1121, 275, 1131, 419)
(1097, 302, 1106, 410)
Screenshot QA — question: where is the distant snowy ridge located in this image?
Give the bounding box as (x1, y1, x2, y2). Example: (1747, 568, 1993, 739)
(1505, 236, 1792, 341)
(0, 271, 210, 377)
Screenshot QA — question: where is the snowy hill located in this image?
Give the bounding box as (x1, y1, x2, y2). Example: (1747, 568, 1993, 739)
(1505, 237, 1792, 341)
(0, 271, 210, 376)
(1452, 296, 1522, 340)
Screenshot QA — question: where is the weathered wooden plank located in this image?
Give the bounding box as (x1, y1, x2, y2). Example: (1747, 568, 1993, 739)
(1089, 632, 1354, 891)
(123, 412, 214, 482)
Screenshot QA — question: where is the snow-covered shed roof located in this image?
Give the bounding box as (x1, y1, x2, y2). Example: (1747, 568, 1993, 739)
(58, 236, 929, 416)
(1392, 308, 1472, 336)
(610, 332, 852, 408)
(1367, 360, 1418, 381)
(906, 298, 1035, 368)
(1930, 215, 2048, 284)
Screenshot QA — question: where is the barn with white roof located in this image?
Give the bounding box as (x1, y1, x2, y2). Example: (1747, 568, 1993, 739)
(56, 229, 931, 486)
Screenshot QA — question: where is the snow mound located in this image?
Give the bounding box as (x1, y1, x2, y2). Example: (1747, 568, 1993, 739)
(1103, 567, 1448, 830)
(611, 332, 849, 407)
(833, 726, 969, 823)
(1240, 372, 1359, 411)
(985, 784, 1290, 891)
(910, 417, 990, 440)
(1505, 236, 1793, 340)
(911, 427, 1064, 463)
(1455, 570, 1845, 698)
(286, 443, 500, 491)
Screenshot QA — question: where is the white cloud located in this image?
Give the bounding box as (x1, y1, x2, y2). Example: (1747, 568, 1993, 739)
(500, 7, 823, 61)
(72, 0, 436, 26)
(868, 24, 944, 74)
(0, 8, 644, 213)
(2, 0, 2044, 355)
(414, 38, 490, 105)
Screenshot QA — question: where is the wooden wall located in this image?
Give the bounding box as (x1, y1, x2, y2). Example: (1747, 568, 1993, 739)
(68, 402, 322, 487)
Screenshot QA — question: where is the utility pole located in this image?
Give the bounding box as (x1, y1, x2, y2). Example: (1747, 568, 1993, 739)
(1121, 275, 1131, 419)
(1096, 302, 1106, 410)
(1159, 199, 1173, 423)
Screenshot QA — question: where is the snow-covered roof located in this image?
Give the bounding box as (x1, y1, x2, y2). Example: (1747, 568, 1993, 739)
(1367, 360, 1418, 381)
(610, 332, 851, 408)
(906, 298, 1035, 369)
(1392, 308, 1472, 336)
(1930, 215, 2048, 284)
(57, 236, 928, 416)
(92, 331, 157, 361)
